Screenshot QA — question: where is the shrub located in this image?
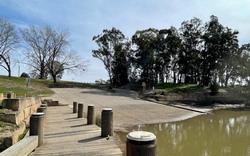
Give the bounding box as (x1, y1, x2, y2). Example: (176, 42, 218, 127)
(197, 98, 214, 106)
(210, 81, 219, 95)
(20, 72, 30, 78)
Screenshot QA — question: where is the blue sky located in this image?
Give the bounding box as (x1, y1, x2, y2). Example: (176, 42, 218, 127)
(0, 0, 250, 82)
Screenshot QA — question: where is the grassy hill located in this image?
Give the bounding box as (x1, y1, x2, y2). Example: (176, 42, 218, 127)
(0, 75, 95, 97)
(0, 75, 54, 97)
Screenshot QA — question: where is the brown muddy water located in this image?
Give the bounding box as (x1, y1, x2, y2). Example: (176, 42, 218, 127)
(117, 109, 250, 156)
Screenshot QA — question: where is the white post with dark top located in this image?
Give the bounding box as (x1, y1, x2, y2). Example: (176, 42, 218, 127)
(126, 131, 157, 156)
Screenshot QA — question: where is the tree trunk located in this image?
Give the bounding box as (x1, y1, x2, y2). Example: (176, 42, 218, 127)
(173, 71, 176, 84)
(52, 74, 57, 83)
(8, 67, 11, 77)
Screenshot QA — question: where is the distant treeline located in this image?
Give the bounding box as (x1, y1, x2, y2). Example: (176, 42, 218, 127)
(93, 15, 250, 87)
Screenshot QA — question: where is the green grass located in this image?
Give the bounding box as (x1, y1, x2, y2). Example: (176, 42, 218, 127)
(0, 75, 115, 97)
(0, 75, 54, 97)
(18, 127, 29, 141)
(160, 84, 200, 93)
(129, 83, 202, 93)
(0, 108, 13, 114)
(0, 121, 18, 133)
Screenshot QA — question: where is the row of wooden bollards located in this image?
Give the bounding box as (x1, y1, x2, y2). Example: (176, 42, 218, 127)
(29, 103, 48, 147)
(29, 101, 157, 156)
(73, 101, 157, 156)
(73, 102, 113, 137)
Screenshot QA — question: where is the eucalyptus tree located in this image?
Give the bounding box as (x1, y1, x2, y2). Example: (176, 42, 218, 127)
(218, 27, 239, 86)
(0, 17, 19, 77)
(202, 15, 225, 86)
(164, 27, 182, 83)
(240, 44, 250, 87)
(92, 27, 130, 86)
(179, 17, 204, 84)
(203, 15, 239, 86)
(131, 28, 159, 83)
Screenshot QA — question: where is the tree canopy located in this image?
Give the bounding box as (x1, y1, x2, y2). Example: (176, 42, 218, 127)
(93, 15, 250, 87)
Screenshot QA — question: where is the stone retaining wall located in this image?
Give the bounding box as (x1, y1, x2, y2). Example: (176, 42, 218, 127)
(150, 92, 245, 104)
(0, 97, 41, 150)
(0, 93, 3, 100)
(0, 97, 41, 125)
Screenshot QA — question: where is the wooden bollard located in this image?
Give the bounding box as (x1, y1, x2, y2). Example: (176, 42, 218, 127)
(7, 91, 14, 99)
(87, 105, 95, 125)
(30, 113, 44, 147)
(73, 102, 78, 113)
(41, 104, 47, 108)
(101, 108, 113, 137)
(126, 131, 157, 156)
(37, 106, 47, 121)
(78, 103, 84, 118)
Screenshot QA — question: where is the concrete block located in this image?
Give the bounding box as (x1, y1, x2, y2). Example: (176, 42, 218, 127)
(0, 113, 17, 124)
(2, 99, 20, 111)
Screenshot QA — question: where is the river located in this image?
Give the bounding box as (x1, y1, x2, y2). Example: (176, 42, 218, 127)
(118, 109, 250, 156)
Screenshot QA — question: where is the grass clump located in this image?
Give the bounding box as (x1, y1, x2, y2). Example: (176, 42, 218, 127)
(18, 127, 29, 141)
(0, 121, 18, 133)
(0, 109, 13, 114)
(154, 83, 201, 93)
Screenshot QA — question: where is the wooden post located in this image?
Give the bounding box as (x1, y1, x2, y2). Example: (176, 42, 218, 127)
(126, 131, 157, 156)
(7, 91, 13, 99)
(41, 104, 47, 108)
(87, 105, 95, 125)
(101, 108, 113, 137)
(30, 113, 44, 147)
(37, 106, 47, 121)
(78, 103, 84, 118)
(73, 102, 78, 113)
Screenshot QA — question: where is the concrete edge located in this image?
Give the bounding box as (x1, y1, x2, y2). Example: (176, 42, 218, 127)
(0, 136, 38, 156)
(142, 97, 212, 114)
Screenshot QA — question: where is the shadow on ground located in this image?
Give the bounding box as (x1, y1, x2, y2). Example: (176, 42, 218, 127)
(78, 136, 103, 143)
(80, 89, 139, 100)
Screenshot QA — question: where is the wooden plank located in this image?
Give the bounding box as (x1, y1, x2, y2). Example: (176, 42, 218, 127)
(30, 106, 122, 156)
(1, 136, 38, 156)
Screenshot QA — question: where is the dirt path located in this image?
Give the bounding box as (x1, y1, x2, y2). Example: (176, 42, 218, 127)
(47, 88, 206, 131)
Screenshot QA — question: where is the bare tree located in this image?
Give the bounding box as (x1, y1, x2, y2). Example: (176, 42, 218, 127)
(0, 17, 19, 77)
(21, 25, 86, 82)
(48, 50, 86, 83)
(21, 25, 60, 79)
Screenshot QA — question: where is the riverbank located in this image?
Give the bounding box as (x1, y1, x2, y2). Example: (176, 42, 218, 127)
(45, 88, 249, 155)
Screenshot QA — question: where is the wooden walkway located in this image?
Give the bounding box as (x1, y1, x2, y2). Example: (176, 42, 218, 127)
(30, 106, 122, 156)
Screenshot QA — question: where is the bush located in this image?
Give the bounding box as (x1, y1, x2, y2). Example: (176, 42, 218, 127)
(210, 81, 219, 95)
(20, 72, 30, 78)
(197, 98, 214, 106)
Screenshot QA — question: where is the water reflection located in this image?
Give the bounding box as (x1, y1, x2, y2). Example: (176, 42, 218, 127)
(134, 110, 250, 156)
